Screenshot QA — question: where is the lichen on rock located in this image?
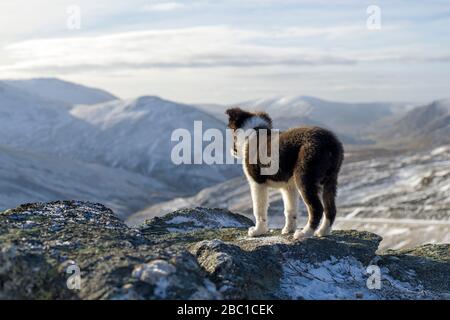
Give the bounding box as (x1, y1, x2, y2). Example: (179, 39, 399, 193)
(0, 201, 448, 300)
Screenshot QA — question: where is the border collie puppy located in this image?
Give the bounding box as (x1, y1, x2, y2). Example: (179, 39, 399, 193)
(226, 108, 344, 240)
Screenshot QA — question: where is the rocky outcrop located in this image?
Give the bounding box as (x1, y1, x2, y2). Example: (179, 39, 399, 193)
(0, 201, 448, 300)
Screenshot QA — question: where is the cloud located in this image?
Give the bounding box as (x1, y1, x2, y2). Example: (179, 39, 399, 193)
(0, 26, 358, 75)
(142, 2, 186, 12)
(1, 25, 449, 76)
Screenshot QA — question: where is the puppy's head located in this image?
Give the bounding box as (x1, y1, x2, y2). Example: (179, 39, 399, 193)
(225, 107, 272, 158)
(225, 107, 272, 130)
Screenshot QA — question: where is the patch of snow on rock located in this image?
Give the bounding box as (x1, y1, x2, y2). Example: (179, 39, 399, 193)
(144, 208, 253, 233)
(279, 256, 379, 300)
(132, 260, 176, 298)
(278, 256, 438, 300)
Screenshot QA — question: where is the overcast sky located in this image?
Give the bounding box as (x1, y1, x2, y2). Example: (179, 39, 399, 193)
(0, 0, 449, 104)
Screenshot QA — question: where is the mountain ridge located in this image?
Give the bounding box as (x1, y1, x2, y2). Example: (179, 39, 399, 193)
(4, 78, 118, 105)
(0, 83, 240, 207)
(374, 98, 450, 148)
(195, 95, 415, 144)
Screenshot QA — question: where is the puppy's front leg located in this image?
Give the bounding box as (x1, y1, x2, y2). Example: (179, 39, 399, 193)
(280, 186, 298, 234)
(248, 182, 269, 237)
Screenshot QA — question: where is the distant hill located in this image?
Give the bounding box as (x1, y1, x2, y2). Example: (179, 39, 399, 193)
(64, 96, 240, 190)
(5, 78, 117, 105)
(195, 96, 413, 144)
(0, 81, 71, 145)
(375, 99, 450, 148)
(0, 144, 176, 219)
(0, 82, 239, 196)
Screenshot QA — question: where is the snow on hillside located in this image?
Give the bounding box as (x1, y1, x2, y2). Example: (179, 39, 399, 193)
(0, 85, 240, 194)
(0, 81, 72, 144)
(244, 96, 409, 132)
(6, 78, 117, 105)
(64, 96, 240, 191)
(131, 145, 450, 222)
(0, 144, 177, 219)
(195, 96, 413, 144)
(376, 99, 450, 148)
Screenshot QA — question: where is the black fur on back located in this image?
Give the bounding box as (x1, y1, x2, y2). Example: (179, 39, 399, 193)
(246, 126, 344, 186)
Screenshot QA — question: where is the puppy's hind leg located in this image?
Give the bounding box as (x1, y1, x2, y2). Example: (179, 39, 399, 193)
(280, 185, 298, 234)
(248, 182, 269, 237)
(293, 174, 323, 240)
(316, 178, 337, 237)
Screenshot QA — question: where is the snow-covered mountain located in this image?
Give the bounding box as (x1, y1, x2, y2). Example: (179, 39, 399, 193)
(0, 82, 239, 195)
(0, 144, 177, 219)
(5, 78, 117, 105)
(0, 81, 72, 145)
(375, 99, 450, 148)
(195, 96, 413, 144)
(62, 96, 240, 191)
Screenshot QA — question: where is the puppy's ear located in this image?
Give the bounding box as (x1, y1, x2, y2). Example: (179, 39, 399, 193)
(255, 111, 273, 128)
(226, 107, 253, 129)
(225, 107, 244, 121)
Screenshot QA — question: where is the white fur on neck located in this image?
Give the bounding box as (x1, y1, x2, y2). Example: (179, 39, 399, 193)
(233, 115, 269, 158)
(242, 115, 271, 130)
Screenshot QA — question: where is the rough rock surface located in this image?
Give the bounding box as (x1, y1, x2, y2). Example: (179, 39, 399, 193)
(0, 201, 448, 300)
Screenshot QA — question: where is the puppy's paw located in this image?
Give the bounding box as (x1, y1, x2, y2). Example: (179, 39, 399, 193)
(315, 220, 332, 237)
(281, 224, 296, 235)
(293, 227, 314, 241)
(248, 226, 268, 237)
(315, 227, 331, 237)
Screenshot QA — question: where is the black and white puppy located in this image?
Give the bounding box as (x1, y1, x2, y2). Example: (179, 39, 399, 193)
(226, 108, 344, 240)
